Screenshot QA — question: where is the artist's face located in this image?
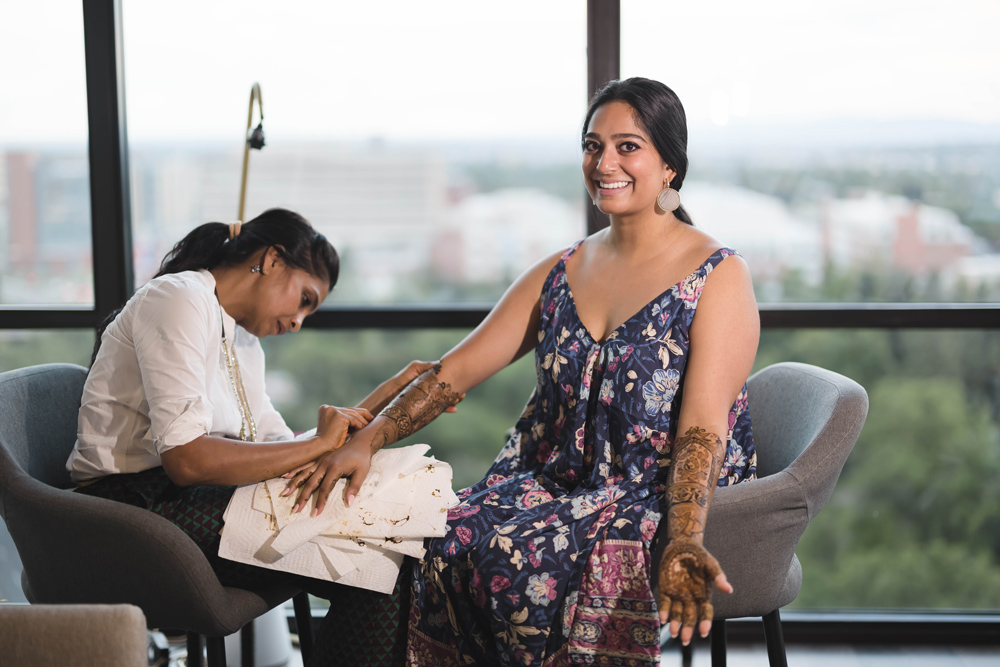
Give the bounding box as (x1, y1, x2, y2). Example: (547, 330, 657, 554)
(582, 101, 674, 217)
(246, 248, 328, 337)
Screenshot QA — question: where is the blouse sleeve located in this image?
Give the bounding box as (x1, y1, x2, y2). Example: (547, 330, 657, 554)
(131, 279, 216, 454)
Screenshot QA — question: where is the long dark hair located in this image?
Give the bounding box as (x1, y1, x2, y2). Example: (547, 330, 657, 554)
(582, 77, 694, 225)
(91, 208, 338, 365)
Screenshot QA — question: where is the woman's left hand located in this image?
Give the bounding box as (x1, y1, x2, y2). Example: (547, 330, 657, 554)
(657, 538, 733, 645)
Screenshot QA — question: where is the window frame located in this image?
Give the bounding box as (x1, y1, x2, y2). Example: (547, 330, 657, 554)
(4, 0, 997, 644)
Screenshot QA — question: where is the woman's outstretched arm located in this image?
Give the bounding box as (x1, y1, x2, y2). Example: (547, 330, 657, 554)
(284, 248, 568, 514)
(160, 404, 371, 486)
(657, 252, 759, 646)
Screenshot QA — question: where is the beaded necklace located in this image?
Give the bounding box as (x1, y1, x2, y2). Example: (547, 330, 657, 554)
(217, 293, 257, 442)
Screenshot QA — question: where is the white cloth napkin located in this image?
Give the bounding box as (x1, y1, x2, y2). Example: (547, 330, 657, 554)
(219, 444, 459, 594)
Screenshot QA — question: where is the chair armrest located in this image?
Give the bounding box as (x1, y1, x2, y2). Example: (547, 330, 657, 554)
(703, 471, 810, 617)
(6, 479, 260, 635)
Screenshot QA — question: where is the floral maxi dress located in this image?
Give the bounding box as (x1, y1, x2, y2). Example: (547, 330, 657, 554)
(407, 243, 757, 666)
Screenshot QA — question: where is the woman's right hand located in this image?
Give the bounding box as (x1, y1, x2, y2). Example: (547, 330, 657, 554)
(315, 404, 372, 451)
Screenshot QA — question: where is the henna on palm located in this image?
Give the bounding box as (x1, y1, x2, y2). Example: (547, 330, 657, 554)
(370, 364, 463, 454)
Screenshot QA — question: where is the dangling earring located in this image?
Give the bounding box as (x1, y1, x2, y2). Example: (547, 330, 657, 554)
(251, 264, 261, 273)
(656, 178, 681, 213)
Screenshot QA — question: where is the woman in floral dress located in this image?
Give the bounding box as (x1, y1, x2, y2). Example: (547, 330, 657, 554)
(290, 78, 760, 666)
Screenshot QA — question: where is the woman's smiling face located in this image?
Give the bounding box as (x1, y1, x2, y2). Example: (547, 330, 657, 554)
(582, 100, 674, 218)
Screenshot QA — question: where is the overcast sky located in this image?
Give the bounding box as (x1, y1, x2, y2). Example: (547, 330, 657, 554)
(1, 0, 999, 146)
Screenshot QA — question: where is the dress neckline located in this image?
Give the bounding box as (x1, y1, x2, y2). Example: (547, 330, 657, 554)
(558, 241, 729, 346)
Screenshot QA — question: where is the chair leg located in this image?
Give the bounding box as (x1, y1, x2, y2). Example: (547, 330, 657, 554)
(762, 609, 788, 667)
(206, 635, 227, 667)
(293, 591, 315, 663)
(241, 619, 255, 667)
(680, 641, 693, 667)
(186, 632, 204, 667)
(711, 619, 727, 667)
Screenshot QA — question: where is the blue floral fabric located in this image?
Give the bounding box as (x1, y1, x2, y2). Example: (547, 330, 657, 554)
(407, 242, 756, 666)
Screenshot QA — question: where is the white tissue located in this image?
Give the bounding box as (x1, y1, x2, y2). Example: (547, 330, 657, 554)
(218, 444, 456, 594)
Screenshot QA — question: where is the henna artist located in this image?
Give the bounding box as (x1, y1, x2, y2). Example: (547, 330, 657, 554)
(290, 78, 759, 666)
(68, 209, 448, 667)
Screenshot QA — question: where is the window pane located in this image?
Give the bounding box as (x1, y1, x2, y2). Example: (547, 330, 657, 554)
(271, 328, 1000, 612)
(124, 1, 587, 303)
(622, 1, 1000, 303)
(0, 329, 95, 373)
(754, 329, 1000, 611)
(0, 2, 93, 305)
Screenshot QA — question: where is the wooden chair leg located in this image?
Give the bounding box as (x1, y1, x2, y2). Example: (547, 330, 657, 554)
(241, 619, 255, 667)
(206, 635, 227, 667)
(186, 632, 204, 667)
(711, 619, 727, 667)
(293, 591, 315, 662)
(762, 609, 788, 667)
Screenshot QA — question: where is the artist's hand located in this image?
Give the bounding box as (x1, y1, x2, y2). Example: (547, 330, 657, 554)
(657, 539, 733, 645)
(315, 404, 372, 451)
(283, 437, 372, 516)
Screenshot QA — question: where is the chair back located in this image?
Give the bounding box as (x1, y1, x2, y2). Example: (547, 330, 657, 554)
(746, 361, 868, 518)
(650, 361, 868, 619)
(0, 363, 294, 636)
(0, 363, 87, 506)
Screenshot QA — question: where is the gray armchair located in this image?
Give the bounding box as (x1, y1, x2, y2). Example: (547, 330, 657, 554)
(656, 361, 869, 666)
(0, 363, 315, 667)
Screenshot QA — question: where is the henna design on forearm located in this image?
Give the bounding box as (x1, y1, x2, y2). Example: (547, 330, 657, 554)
(658, 426, 727, 630)
(369, 364, 463, 454)
(666, 426, 724, 543)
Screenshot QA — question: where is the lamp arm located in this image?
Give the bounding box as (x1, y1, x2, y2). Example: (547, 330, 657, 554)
(238, 83, 264, 223)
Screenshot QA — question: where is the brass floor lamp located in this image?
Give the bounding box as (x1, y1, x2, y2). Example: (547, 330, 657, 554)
(238, 82, 265, 223)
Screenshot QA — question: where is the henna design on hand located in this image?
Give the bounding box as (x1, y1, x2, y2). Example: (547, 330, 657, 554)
(657, 426, 728, 635)
(658, 540, 722, 626)
(369, 364, 463, 454)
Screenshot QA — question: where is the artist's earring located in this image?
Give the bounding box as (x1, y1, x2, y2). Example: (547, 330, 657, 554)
(251, 264, 261, 273)
(656, 178, 681, 213)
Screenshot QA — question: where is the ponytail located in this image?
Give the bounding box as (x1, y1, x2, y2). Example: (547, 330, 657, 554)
(673, 205, 694, 226)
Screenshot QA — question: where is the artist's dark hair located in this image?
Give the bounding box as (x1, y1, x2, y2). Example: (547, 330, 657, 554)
(154, 208, 338, 287)
(582, 77, 694, 226)
(91, 208, 337, 365)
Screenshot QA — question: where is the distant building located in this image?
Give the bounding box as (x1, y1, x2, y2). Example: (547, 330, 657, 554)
(436, 188, 581, 286)
(823, 191, 976, 274)
(682, 181, 824, 296)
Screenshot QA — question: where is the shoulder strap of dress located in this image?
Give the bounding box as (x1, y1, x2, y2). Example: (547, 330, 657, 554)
(702, 247, 740, 272)
(560, 239, 586, 263)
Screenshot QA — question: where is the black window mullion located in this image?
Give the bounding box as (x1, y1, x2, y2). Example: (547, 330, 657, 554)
(83, 0, 133, 324)
(585, 0, 619, 236)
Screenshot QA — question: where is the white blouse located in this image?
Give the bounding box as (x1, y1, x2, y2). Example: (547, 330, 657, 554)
(67, 270, 293, 483)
